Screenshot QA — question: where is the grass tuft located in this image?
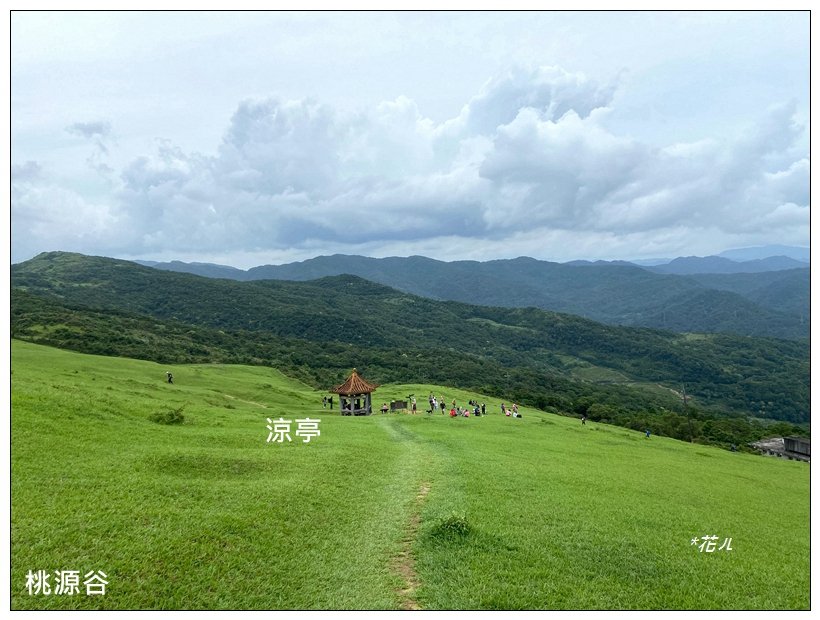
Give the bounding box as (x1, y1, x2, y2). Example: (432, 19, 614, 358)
(148, 404, 186, 425)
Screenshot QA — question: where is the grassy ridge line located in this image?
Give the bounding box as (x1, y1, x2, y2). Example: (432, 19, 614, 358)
(11, 342, 809, 609)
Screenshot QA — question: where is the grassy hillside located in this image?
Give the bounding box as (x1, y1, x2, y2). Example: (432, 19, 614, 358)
(12, 341, 809, 610)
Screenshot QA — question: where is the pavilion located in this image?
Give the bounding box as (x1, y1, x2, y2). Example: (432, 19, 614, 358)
(330, 369, 378, 416)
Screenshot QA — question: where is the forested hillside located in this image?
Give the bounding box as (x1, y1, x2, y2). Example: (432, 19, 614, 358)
(145, 253, 809, 340)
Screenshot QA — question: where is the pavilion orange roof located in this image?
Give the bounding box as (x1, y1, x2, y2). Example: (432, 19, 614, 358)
(330, 369, 379, 395)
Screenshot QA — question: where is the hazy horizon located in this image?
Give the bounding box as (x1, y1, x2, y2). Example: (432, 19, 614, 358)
(15, 243, 810, 271)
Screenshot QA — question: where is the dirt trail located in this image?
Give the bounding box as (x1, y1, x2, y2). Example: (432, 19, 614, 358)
(390, 482, 430, 610)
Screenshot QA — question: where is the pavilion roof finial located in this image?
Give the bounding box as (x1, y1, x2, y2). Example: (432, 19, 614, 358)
(330, 369, 378, 395)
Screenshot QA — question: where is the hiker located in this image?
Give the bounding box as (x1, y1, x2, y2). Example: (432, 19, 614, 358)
(501, 402, 505, 415)
(328, 396, 333, 410)
(381, 402, 389, 414)
(411, 397, 417, 414)
(166, 372, 173, 384)
(322, 396, 327, 409)
(645, 429, 651, 438)
(481, 403, 486, 416)
(581, 414, 587, 425)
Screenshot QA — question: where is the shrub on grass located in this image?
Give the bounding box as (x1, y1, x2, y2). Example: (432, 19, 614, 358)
(429, 512, 471, 540)
(148, 405, 185, 425)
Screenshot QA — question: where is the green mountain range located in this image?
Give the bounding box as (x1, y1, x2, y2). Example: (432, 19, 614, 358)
(12, 252, 809, 447)
(140, 254, 809, 340)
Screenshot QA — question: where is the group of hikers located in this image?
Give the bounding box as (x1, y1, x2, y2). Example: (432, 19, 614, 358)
(374, 394, 523, 418)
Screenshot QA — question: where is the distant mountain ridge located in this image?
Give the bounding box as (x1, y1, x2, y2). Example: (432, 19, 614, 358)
(138, 253, 808, 340)
(647, 255, 807, 275)
(134, 259, 246, 279)
(139, 245, 809, 278)
(718, 245, 809, 262)
(631, 245, 809, 266)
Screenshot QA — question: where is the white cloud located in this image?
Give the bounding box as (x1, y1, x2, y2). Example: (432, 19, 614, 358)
(456, 65, 617, 135)
(66, 121, 112, 141)
(65, 120, 116, 174)
(10, 161, 42, 183)
(216, 98, 341, 195)
(478, 107, 645, 230)
(476, 99, 809, 239)
(11, 164, 123, 259)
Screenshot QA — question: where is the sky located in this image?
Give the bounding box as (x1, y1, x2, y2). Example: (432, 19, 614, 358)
(10, 10, 811, 268)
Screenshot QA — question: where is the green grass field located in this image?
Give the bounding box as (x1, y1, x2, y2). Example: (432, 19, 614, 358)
(11, 340, 809, 610)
